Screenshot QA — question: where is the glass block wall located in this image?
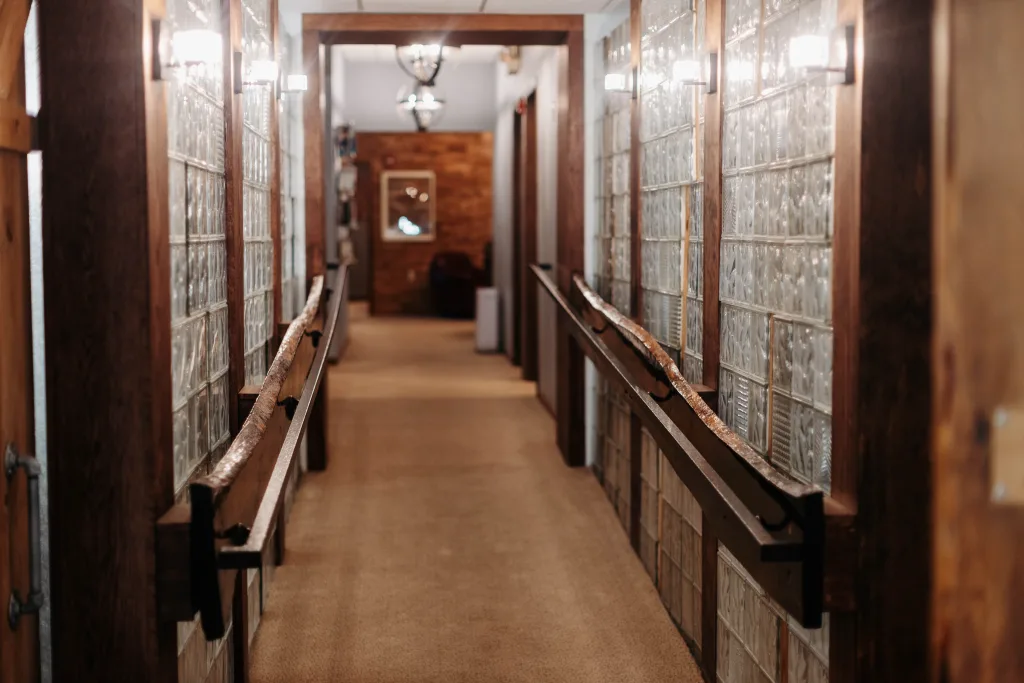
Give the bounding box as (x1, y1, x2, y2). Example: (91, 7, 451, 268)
(637, 0, 706, 648)
(242, 0, 275, 385)
(717, 0, 836, 680)
(279, 32, 304, 322)
(166, 0, 233, 679)
(593, 19, 633, 528)
(603, 22, 632, 315)
(640, 0, 705, 374)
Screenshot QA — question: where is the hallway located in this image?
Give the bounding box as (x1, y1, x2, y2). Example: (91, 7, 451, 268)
(249, 311, 702, 682)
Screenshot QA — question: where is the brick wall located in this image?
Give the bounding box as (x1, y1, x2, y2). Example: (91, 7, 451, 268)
(357, 132, 494, 316)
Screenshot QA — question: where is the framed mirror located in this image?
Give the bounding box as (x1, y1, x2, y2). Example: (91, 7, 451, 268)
(380, 170, 436, 242)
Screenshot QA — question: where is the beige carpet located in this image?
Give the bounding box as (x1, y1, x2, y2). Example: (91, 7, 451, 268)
(250, 309, 703, 683)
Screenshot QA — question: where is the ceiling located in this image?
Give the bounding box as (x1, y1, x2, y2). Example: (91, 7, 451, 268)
(280, 0, 622, 15)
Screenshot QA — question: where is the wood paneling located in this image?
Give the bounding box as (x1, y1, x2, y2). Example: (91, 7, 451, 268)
(39, 0, 176, 679)
(357, 132, 494, 317)
(932, 1, 1024, 681)
(555, 31, 586, 467)
(511, 109, 523, 366)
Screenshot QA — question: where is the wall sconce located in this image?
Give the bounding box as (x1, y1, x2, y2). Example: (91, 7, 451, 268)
(671, 52, 718, 94)
(604, 72, 629, 92)
(151, 20, 222, 80)
(789, 23, 855, 84)
(233, 53, 279, 94)
(282, 75, 308, 93)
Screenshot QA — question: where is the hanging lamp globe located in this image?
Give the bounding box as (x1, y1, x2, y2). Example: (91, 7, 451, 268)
(396, 82, 447, 132)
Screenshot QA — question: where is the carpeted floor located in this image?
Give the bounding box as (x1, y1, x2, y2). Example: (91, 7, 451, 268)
(249, 308, 703, 683)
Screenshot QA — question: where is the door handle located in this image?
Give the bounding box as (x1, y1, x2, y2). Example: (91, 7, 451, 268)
(5, 443, 44, 629)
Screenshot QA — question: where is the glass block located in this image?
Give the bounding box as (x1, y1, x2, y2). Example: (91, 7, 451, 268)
(187, 241, 209, 312)
(173, 405, 189, 490)
(208, 306, 229, 377)
(189, 387, 210, 475)
(170, 245, 188, 321)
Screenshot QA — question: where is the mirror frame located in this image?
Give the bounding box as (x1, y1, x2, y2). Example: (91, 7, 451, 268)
(379, 169, 437, 243)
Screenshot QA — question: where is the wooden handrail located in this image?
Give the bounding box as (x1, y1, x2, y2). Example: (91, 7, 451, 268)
(156, 269, 350, 641)
(218, 265, 348, 569)
(532, 264, 840, 627)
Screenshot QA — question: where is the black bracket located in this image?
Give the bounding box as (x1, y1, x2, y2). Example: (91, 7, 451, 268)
(277, 396, 300, 420)
(215, 523, 251, 547)
(304, 330, 323, 348)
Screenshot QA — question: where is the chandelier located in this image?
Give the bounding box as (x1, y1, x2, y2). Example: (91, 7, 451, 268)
(395, 43, 455, 132)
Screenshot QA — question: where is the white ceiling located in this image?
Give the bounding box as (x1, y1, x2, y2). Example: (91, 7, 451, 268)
(279, 0, 621, 16)
(339, 44, 505, 64)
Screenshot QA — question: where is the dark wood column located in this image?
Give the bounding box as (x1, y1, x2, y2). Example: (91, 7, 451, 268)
(556, 28, 586, 467)
(830, 0, 933, 680)
(38, 1, 176, 680)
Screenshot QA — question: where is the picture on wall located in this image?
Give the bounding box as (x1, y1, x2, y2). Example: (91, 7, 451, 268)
(381, 170, 436, 242)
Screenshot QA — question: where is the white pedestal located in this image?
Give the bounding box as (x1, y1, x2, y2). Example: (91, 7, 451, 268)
(475, 287, 500, 353)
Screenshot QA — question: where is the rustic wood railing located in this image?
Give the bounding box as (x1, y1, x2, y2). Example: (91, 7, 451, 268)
(157, 266, 349, 640)
(532, 264, 854, 628)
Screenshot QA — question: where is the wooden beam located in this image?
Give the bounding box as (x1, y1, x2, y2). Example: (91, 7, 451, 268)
(629, 0, 642, 322)
(39, 0, 176, 679)
(0, 0, 30, 100)
(521, 93, 539, 382)
(270, 0, 283, 336)
(225, 0, 246, 435)
(304, 12, 582, 35)
(555, 30, 586, 467)
(831, 0, 933, 680)
(303, 29, 325, 287)
(0, 101, 31, 153)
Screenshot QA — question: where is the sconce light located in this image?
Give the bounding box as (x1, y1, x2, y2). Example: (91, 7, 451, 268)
(789, 23, 855, 84)
(151, 20, 222, 80)
(604, 72, 629, 92)
(282, 74, 308, 93)
(671, 52, 718, 94)
(232, 53, 280, 94)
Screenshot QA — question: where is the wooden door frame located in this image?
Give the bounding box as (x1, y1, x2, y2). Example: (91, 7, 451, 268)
(520, 92, 540, 383)
(303, 13, 585, 466)
(0, 2, 40, 680)
(510, 107, 522, 366)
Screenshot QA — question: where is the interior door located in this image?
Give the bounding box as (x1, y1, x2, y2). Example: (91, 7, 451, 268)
(933, 2, 1024, 681)
(0, 1, 42, 679)
(349, 160, 372, 301)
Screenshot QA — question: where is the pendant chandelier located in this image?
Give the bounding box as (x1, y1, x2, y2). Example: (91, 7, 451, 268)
(394, 43, 454, 132)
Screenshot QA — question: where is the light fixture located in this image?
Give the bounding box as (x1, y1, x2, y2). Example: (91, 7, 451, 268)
(788, 23, 855, 84)
(395, 43, 457, 84)
(396, 82, 446, 132)
(247, 59, 278, 84)
(283, 74, 308, 92)
(604, 73, 629, 92)
(151, 20, 222, 80)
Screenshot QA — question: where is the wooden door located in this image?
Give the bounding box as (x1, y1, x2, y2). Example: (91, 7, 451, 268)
(933, 1, 1024, 681)
(0, 1, 41, 680)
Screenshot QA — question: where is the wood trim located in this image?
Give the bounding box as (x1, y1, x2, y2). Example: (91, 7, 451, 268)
(225, 0, 246, 435)
(629, 412, 642, 551)
(702, 0, 723, 393)
(555, 31, 586, 467)
(700, 1, 724, 677)
(270, 0, 282, 336)
(304, 12, 583, 35)
(39, 0, 176, 679)
(511, 108, 523, 366)
(521, 92, 539, 383)
(701, 514, 718, 682)
(303, 29, 325, 286)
